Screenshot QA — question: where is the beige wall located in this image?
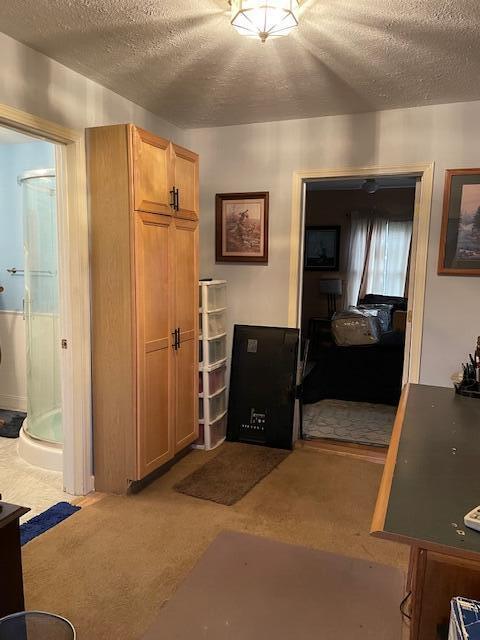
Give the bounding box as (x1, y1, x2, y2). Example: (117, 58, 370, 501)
(186, 99, 480, 387)
(0, 32, 184, 143)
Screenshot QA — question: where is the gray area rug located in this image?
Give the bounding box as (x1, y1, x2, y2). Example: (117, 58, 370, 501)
(303, 399, 396, 446)
(142, 531, 405, 640)
(174, 442, 290, 505)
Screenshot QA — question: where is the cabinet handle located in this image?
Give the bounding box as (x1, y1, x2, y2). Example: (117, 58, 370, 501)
(175, 188, 179, 211)
(169, 186, 176, 210)
(177, 327, 181, 348)
(171, 329, 177, 350)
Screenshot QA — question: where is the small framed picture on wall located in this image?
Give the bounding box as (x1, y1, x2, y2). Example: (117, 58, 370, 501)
(304, 226, 340, 271)
(215, 192, 269, 263)
(438, 169, 480, 275)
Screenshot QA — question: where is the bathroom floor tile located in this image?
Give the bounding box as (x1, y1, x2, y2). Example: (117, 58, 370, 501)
(0, 437, 74, 522)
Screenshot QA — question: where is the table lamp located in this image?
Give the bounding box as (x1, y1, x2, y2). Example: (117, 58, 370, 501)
(318, 278, 343, 317)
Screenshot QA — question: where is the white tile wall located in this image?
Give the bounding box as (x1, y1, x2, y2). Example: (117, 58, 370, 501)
(0, 310, 26, 411)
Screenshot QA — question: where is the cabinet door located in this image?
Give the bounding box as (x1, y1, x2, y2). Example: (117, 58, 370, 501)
(135, 211, 175, 478)
(173, 218, 199, 451)
(412, 549, 480, 640)
(132, 127, 173, 215)
(171, 143, 199, 221)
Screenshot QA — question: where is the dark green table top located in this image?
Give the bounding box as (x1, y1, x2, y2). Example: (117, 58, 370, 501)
(383, 384, 480, 554)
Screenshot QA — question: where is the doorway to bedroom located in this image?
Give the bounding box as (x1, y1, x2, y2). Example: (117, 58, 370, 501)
(299, 175, 417, 450)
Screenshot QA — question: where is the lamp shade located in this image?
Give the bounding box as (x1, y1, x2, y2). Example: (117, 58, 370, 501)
(318, 278, 343, 295)
(231, 0, 299, 42)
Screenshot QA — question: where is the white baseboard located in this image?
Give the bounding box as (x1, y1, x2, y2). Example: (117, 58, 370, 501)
(0, 393, 27, 412)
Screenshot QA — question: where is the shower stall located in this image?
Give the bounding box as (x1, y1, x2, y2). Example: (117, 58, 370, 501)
(17, 169, 63, 472)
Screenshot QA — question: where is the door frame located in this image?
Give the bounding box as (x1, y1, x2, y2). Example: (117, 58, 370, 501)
(0, 102, 93, 495)
(288, 163, 434, 384)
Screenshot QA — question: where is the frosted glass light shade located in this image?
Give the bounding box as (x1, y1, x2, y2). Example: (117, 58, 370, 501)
(231, 0, 299, 42)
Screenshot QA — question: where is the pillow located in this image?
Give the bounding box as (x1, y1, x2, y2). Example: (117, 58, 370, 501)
(332, 309, 381, 346)
(357, 304, 393, 332)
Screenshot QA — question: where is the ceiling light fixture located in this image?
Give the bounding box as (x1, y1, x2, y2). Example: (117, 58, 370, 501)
(362, 178, 379, 194)
(230, 0, 300, 43)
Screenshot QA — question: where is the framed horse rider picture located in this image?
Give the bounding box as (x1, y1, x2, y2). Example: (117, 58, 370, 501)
(215, 192, 269, 263)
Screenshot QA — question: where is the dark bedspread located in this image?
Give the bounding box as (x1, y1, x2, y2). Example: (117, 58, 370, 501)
(303, 331, 405, 406)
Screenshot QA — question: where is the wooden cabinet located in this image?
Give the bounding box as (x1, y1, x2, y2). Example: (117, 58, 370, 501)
(131, 128, 199, 220)
(88, 124, 199, 494)
(410, 547, 480, 640)
(171, 143, 199, 220)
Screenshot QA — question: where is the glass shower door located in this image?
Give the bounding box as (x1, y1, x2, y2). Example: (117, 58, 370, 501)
(20, 170, 62, 444)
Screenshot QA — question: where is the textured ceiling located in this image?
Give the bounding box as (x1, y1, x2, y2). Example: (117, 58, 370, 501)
(0, 0, 479, 128)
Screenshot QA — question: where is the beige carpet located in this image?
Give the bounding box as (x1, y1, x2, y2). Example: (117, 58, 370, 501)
(22, 447, 409, 640)
(142, 531, 405, 639)
(174, 442, 290, 505)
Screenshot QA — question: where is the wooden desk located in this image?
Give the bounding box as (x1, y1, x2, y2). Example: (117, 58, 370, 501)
(371, 384, 480, 639)
(0, 501, 29, 618)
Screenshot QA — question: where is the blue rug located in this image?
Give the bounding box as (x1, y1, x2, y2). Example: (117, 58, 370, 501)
(20, 502, 81, 545)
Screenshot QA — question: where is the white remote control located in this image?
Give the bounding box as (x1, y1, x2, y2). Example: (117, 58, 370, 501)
(464, 506, 480, 532)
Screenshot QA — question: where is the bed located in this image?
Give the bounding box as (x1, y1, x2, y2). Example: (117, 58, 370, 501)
(303, 295, 407, 407)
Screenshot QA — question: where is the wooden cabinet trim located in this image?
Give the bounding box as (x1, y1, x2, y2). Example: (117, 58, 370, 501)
(88, 124, 137, 494)
(135, 126, 171, 150)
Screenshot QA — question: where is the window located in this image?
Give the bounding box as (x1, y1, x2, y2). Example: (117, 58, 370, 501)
(346, 213, 412, 307)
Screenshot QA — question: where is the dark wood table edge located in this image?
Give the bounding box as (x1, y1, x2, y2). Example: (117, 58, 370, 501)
(0, 504, 30, 528)
(0, 502, 30, 619)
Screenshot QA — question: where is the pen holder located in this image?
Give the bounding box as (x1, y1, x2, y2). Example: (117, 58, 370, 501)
(455, 381, 480, 399)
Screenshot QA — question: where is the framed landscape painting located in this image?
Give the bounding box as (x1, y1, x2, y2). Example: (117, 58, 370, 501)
(215, 192, 269, 263)
(438, 169, 480, 275)
(304, 226, 340, 271)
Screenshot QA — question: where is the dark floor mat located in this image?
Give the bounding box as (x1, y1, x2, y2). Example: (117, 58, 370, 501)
(174, 442, 290, 506)
(0, 409, 27, 438)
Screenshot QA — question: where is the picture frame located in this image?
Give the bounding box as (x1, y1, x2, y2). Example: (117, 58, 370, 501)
(215, 192, 269, 263)
(304, 226, 340, 271)
(438, 169, 480, 276)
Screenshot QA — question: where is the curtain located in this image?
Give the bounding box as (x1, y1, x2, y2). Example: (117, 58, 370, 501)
(345, 212, 370, 307)
(346, 212, 413, 307)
